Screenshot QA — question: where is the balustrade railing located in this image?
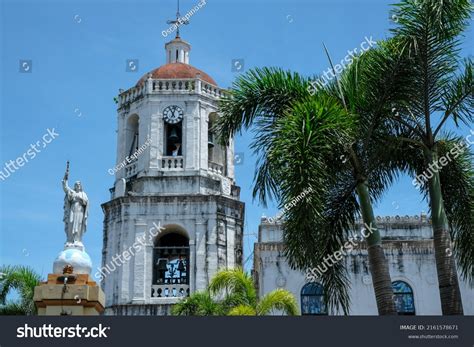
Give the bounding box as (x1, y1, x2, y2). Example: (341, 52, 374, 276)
(208, 161, 224, 175)
(124, 162, 137, 178)
(151, 79, 195, 92)
(151, 284, 190, 298)
(161, 156, 184, 170)
(117, 78, 226, 108)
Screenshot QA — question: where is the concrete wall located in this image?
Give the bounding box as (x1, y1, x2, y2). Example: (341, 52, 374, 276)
(101, 195, 244, 314)
(254, 216, 474, 315)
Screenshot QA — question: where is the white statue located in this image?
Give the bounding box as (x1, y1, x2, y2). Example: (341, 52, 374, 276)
(62, 161, 88, 249)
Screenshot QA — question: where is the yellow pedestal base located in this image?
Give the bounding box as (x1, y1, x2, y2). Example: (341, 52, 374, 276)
(34, 273, 105, 316)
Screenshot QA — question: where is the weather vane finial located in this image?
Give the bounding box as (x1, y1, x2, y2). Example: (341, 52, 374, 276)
(167, 0, 189, 38)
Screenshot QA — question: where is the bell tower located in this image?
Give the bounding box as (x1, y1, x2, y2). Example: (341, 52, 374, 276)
(165, 38, 190, 64)
(100, 24, 244, 315)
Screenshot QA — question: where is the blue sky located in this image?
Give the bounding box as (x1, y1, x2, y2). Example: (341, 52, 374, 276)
(0, 0, 472, 279)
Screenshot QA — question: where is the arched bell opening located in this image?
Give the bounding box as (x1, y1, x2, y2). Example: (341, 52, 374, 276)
(164, 121, 183, 156)
(125, 114, 140, 161)
(153, 232, 189, 285)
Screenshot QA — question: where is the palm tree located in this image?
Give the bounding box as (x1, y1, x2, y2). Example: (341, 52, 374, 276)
(209, 268, 298, 316)
(215, 41, 414, 314)
(386, 0, 474, 314)
(172, 268, 298, 316)
(0, 265, 42, 315)
(436, 137, 474, 285)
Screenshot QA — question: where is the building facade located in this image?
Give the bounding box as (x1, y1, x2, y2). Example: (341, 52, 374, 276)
(100, 35, 244, 315)
(254, 215, 474, 315)
(98, 27, 472, 318)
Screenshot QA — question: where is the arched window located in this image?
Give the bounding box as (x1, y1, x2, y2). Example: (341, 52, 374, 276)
(164, 121, 183, 156)
(153, 233, 189, 287)
(392, 281, 415, 315)
(208, 118, 215, 159)
(301, 282, 327, 315)
(208, 113, 226, 174)
(126, 115, 139, 161)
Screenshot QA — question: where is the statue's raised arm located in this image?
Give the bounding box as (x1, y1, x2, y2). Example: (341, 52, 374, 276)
(62, 161, 89, 250)
(62, 161, 72, 194)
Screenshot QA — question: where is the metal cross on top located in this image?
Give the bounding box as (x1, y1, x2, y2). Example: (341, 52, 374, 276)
(166, 0, 189, 38)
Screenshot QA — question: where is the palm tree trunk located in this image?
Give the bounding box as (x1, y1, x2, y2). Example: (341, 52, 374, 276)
(356, 181, 397, 315)
(424, 149, 464, 315)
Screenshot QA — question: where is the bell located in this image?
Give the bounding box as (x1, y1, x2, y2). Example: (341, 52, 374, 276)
(168, 127, 179, 142)
(157, 259, 168, 271)
(171, 248, 178, 256)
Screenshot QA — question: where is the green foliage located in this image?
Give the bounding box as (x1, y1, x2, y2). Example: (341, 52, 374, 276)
(386, 0, 474, 284)
(256, 289, 298, 316)
(216, 67, 312, 205)
(438, 138, 474, 282)
(227, 305, 256, 316)
(267, 93, 356, 314)
(0, 265, 42, 315)
(216, 43, 413, 314)
(208, 267, 257, 308)
(214, 0, 474, 316)
(171, 291, 223, 316)
(172, 268, 298, 316)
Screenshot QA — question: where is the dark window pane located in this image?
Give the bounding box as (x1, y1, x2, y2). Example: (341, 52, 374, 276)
(392, 281, 415, 315)
(301, 282, 327, 315)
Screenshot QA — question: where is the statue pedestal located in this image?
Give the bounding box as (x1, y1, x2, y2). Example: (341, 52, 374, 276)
(34, 273, 105, 316)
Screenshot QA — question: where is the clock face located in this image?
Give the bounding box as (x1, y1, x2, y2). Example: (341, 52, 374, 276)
(163, 105, 184, 124)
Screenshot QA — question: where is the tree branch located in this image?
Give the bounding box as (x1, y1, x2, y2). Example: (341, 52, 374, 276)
(388, 114, 426, 139)
(387, 136, 426, 149)
(433, 90, 472, 139)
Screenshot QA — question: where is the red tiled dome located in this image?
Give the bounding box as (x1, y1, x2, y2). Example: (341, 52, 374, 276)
(136, 62, 217, 86)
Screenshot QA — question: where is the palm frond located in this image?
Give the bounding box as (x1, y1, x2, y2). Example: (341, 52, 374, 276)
(215, 67, 311, 205)
(227, 304, 256, 316)
(0, 265, 41, 315)
(392, 0, 472, 126)
(171, 291, 223, 316)
(266, 95, 356, 314)
(436, 58, 474, 134)
(0, 301, 29, 315)
(216, 67, 309, 143)
(208, 268, 257, 307)
(256, 288, 298, 316)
